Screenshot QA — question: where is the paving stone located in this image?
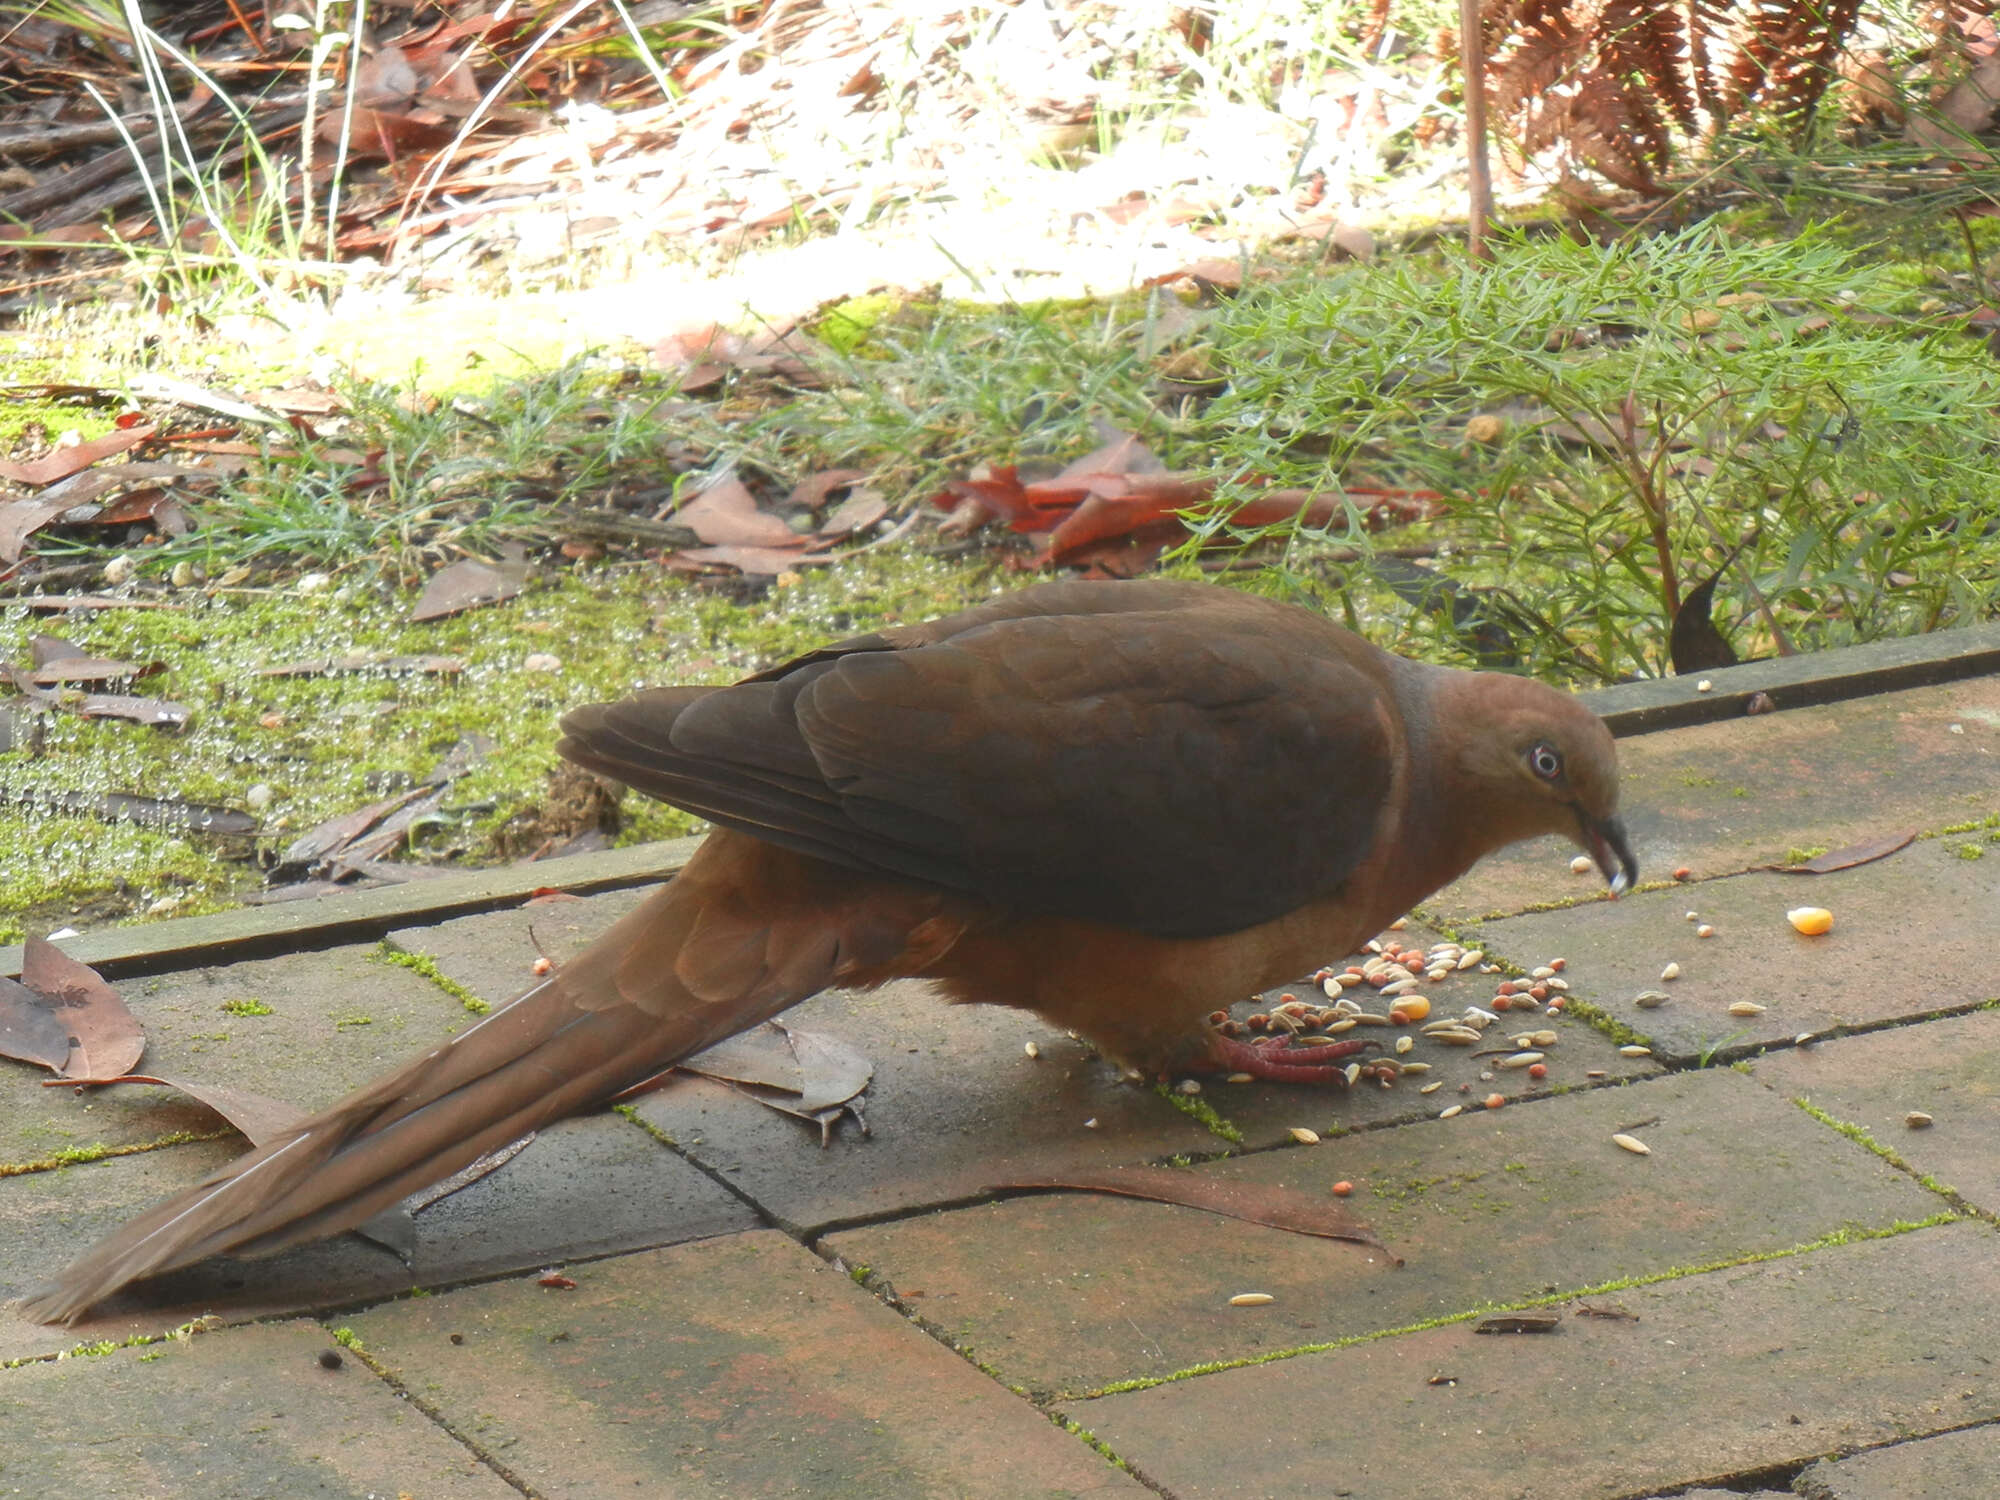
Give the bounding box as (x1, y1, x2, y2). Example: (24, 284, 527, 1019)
(1472, 838, 1998, 1064)
(626, 977, 1220, 1232)
(1064, 1220, 2000, 1500)
(825, 1068, 1943, 1397)
(0, 943, 474, 1165)
(0, 1318, 513, 1498)
(1795, 1422, 2000, 1498)
(0, 1111, 754, 1363)
(346, 1228, 1150, 1500)
(386, 885, 651, 1006)
(1749, 1009, 2000, 1217)
(1428, 675, 2000, 924)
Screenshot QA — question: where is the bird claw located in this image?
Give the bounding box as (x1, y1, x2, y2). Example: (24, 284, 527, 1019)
(1205, 1030, 1375, 1085)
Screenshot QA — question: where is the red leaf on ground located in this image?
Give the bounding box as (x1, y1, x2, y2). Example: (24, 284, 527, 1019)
(21, 936, 145, 1082)
(0, 424, 156, 486)
(789, 468, 869, 510)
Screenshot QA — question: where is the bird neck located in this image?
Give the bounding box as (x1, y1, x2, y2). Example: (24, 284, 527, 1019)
(1380, 665, 1536, 913)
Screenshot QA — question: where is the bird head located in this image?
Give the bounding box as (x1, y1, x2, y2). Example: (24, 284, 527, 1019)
(1441, 675, 1636, 894)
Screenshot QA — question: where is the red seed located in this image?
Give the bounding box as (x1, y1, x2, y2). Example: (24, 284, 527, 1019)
(1673, 866, 1693, 881)
(1527, 1062, 1548, 1079)
(1496, 980, 1517, 996)
(1547, 997, 1567, 1012)
(1492, 995, 1513, 1011)
(1331, 1180, 1354, 1197)
(1529, 984, 1549, 1001)
(1208, 1010, 1229, 1027)
(1484, 1093, 1505, 1110)
(1248, 1013, 1269, 1031)
(1389, 1007, 1411, 1025)
(1549, 957, 1567, 972)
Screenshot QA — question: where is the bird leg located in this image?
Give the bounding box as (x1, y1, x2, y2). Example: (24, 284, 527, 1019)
(1203, 1029, 1376, 1084)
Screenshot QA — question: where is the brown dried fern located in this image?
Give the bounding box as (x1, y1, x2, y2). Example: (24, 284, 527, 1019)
(1475, 0, 1984, 194)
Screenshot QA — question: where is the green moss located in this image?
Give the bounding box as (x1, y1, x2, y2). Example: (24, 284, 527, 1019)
(2, 556, 1018, 940)
(377, 946, 490, 1015)
(1955, 842, 1984, 860)
(330, 1326, 362, 1350)
(1783, 845, 1830, 865)
(220, 997, 274, 1016)
(1153, 1084, 1245, 1145)
(0, 1129, 229, 1178)
(332, 1014, 374, 1030)
(1791, 1097, 1969, 1206)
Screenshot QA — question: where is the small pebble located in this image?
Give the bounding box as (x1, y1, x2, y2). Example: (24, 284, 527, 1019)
(524, 652, 562, 673)
(296, 571, 332, 594)
(1696, 678, 1713, 692)
(1660, 962, 1681, 981)
(169, 560, 196, 589)
(1906, 1111, 1934, 1129)
(103, 554, 136, 585)
(318, 1349, 343, 1370)
(245, 783, 274, 812)
(1611, 1133, 1651, 1155)
(1229, 1292, 1275, 1307)
(1289, 1127, 1320, 1145)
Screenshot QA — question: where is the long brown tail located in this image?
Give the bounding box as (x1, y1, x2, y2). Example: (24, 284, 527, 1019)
(24, 833, 950, 1324)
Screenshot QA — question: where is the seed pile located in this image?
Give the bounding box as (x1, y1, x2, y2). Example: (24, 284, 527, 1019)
(1209, 936, 1603, 1117)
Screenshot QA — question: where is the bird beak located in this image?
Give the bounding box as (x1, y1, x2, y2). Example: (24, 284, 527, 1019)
(1579, 812, 1637, 895)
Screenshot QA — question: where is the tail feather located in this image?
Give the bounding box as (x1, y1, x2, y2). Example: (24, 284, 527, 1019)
(20, 841, 834, 1325)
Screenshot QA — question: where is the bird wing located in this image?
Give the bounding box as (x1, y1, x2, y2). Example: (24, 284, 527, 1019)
(559, 581, 1402, 938)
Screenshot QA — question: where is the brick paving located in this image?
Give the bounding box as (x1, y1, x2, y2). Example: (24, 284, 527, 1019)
(4, 664, 1998, 1498)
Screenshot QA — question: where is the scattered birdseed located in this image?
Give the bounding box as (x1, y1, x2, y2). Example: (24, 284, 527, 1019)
(1024, 1041, 1041, 1059)
(1331, 1181, 1354, 1197)
(1229, 1293, 1276, 1307)
(1290, 1127, 1321, 1145)
(1787, 906, 1834, 936)
(1660, 962, 1681, 981)
(1570, 854, 1594, 874)
(1634, 990, 1671, 1009)
(1419, 1080, 1444, 1094)
(1673, 866, 1693, 881)
(1727, 1001, 1766, 1017)
(1083, 1118, 1099, 1129)
(1619, 1044, 1653, 1057)
(1497, 1052, 1545, 1069)
(1226, 1072, 1255, 1084)
(1483, 1093, 1506, 1110)
(1439, 1104, 1463, 1119)
(1612, 1133, 1651, 1155)
(1906, 1111, 1935, 1129)
(1178, 1079, 1202, 1095)
(1696, 678, 1713, 692)
(1696, 924, 1715, 938)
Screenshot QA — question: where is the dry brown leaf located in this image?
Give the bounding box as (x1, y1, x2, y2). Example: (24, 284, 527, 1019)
(0, 424, 157, 487)
(0, 974, 72, 1071)
(1767, 829, 1917, 874)
(410, 558, 525, 621)
(991, 1167, 1395, 1256)
(21, 936, 145, 1082)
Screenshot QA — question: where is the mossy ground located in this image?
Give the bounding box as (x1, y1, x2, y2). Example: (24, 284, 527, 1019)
(0, 552, 1022, 942)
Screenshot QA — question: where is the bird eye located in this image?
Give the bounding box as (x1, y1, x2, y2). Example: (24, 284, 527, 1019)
(1528, 742, 1564, 781)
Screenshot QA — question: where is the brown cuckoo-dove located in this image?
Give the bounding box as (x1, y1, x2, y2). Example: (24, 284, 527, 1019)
(24, 578, 1633, 1322)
